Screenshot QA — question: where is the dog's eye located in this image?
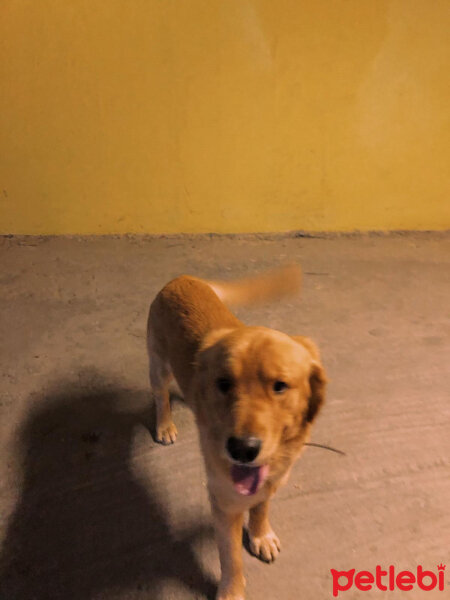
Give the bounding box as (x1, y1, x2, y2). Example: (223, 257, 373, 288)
(273, 380, 288, 394)
(216, 377, 233, 394)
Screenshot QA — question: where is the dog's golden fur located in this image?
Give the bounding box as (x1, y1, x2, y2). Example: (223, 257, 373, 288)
(147, 266, 326, 600)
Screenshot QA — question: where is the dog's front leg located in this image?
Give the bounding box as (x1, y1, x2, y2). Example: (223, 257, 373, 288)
(211, 499, 246, 600)
(248, 498, 281, 563)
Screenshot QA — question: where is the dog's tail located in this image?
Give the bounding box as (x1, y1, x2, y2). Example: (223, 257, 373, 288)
(207, 264, 301, 307)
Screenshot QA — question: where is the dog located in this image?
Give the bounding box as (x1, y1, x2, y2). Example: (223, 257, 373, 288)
(147, 265, 326, 600)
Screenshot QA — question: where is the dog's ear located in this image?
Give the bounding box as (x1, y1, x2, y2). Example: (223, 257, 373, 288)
(192, 328, 235, 420)
(200, 328, 234, 352)
(196, 328, 234, 371)
(291, 335, 327, 423)
(306, 360, 326, 423)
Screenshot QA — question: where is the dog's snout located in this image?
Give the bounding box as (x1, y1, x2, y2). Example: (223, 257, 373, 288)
(226, 436, 261, 463)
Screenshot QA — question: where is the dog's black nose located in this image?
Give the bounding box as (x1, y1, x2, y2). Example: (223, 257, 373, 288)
(226, 436, 262, 463)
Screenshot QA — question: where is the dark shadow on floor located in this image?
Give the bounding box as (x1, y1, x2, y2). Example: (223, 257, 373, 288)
(0, 371, 216, 600)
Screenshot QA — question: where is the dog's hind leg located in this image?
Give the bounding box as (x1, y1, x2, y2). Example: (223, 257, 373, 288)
(148, 340, 178, 445)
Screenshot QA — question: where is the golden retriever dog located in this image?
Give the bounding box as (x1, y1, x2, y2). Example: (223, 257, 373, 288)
(147, 266, 326, 600)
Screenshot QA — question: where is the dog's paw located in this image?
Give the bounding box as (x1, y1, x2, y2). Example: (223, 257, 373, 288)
(216, 576, 245, 600)
(216, 590, 245, 600)
(248, 528, 281, 563)
(156, 421, 178, 445)
(216, 592, 245, 600)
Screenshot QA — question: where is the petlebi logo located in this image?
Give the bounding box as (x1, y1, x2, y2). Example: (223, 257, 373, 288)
(330, 564, 446, 597)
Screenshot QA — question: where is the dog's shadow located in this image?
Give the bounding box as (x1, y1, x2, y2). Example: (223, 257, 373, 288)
(0, 372, 216, 600)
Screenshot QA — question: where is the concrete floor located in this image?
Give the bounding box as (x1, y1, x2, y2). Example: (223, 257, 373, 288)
(0, 233, 449, 600)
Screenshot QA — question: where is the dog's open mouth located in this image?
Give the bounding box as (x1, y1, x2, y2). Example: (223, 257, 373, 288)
(230, 464, 269, 496)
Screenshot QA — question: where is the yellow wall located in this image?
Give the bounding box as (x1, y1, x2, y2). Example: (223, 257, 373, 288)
(1, 0, 449, 234)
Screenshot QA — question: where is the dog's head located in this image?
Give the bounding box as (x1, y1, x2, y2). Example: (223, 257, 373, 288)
(193, 326, 326, 496)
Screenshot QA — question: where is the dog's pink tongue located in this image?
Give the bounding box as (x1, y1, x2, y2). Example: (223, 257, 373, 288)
(231, 464, 269, 496)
